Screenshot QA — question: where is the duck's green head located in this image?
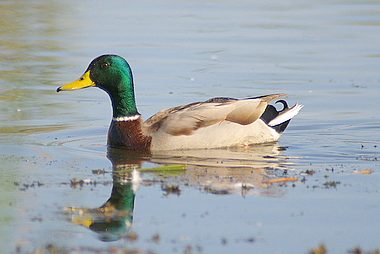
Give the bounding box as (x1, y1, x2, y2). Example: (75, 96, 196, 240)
(57, 55, 139, 118)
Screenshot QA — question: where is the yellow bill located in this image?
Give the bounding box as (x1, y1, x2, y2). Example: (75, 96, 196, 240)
(57, 70, 95, 92)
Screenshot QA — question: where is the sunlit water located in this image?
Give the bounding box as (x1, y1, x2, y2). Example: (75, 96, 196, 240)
(1, 1, 379, 253)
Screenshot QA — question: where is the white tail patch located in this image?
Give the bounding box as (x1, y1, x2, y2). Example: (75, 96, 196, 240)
(268, 103, 304, 127)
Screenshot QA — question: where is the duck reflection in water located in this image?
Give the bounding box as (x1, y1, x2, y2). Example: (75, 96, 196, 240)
(64, 149, 147, 242)
(64, 143, 294, 241)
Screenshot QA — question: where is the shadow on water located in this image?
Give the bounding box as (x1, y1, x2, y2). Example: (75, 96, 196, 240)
(63, 143, 296, 242)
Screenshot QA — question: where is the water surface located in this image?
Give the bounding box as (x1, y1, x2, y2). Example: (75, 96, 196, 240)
(1, 1, 379, 253)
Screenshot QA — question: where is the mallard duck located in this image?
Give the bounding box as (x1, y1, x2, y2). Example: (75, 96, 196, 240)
(57, 55, 303, 151)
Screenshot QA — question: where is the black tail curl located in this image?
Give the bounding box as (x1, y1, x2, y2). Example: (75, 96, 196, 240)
(260, 100, 290, 134)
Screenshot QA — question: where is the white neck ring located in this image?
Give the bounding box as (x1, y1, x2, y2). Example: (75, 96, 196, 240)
(112, 114, 140, 122)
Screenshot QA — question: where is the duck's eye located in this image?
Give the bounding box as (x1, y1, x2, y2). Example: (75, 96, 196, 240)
(101, 62, 110, 69)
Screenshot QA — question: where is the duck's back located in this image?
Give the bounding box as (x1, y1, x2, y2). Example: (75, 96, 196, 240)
(144, 94, 296, 150)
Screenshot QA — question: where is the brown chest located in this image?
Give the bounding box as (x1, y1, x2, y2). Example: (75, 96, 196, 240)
(107, 119, 152, 151)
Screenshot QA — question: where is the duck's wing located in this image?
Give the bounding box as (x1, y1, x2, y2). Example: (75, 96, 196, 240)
(144, 93, 286, 136)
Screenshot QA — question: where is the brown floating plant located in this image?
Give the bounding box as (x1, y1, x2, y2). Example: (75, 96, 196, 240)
(262, 177, 298, 184)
